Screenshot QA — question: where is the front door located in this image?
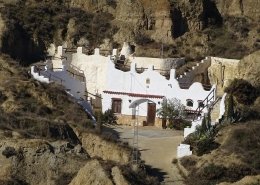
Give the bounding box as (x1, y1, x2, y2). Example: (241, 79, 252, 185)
(147, 102, 156, 126)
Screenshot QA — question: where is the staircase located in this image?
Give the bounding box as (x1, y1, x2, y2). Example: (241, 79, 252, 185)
(178, 57, 211, 89)
(193, 87, 216, 120)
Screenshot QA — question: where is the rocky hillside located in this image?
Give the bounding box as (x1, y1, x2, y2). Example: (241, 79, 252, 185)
(0, 56, 159, 185)
(0, 0, 259, 65)
(180, 76, 260, 185)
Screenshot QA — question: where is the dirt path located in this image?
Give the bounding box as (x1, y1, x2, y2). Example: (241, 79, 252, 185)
(112, 126, 185, 185)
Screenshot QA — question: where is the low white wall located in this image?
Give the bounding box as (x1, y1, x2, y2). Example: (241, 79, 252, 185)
(71, 49, 109, 95)
(128, 56, 185, 70)
(184, 118, 203, 138)
(219, 93, 227, 120)
(30, 66, 50, 83)
(177, 144, 192, 158)
(31, 60, 95, 121)
(39, 67, 86, 100)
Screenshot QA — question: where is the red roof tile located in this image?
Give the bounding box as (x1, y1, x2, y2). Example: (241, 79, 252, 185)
(103, 90, 164, 99)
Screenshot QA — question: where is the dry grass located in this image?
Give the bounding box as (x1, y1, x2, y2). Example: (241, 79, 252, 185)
(0, 55, 93, 141)
(181, 120, 260, 185)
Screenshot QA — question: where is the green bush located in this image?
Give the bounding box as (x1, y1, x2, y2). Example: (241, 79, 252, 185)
(167, 119, 191, 130)
(184, 114, 220, 156)
(95, 109, 117, 125)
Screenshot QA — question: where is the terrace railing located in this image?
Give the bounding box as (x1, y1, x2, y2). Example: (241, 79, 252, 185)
(192, 88, 216, 120)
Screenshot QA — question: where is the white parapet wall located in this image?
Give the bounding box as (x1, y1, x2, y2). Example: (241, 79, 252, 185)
(218, 93, 227, 120)
(128, 56, 185, 71)
(30, 66, 50, 83)
(177, 144, 192, 158)
(184, 118, 203, 138)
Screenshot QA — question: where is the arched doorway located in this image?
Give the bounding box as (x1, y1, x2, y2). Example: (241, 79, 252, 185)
(129, 99, 156, 126)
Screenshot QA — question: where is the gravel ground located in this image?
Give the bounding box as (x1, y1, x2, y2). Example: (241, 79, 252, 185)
(108, 125, 185, 185)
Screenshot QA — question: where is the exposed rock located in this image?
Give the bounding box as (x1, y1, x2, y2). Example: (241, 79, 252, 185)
(208, 57, 240, 96)
(0, 137, 89, 185)
(69, 159, 114, 185)
(216, 0, 260, 21)
(99, 38, 113, 55)
(66, 19, 77, 48)
(237, 50, 260, 87)
(47, 44, 56, 56)
(0, 13, 6, 51)
(111, 166, 130, 185)
(77, 37, 90, 48)
(81, 132, 131, 164)
(217, 175, 260, 185)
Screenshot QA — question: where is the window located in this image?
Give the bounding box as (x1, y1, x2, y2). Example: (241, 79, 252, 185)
(198, 100, 204, 108)
(112, 98, 122, 113)
(146, 78, 150, 84)
(186, 99, 193, 107)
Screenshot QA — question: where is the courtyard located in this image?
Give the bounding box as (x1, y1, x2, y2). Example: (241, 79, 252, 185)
(108, 125, 185, 185)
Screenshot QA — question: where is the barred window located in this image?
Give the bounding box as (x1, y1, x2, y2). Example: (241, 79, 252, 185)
(186, 99, 193, 107)
(112, 98, 122, 113)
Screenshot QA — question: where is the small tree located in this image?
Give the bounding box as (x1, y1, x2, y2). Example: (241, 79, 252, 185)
(157, 98, 185, 126)
(102, 109, 117, 124)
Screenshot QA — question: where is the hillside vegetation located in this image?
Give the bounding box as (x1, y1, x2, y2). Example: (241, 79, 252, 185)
(0, 55, 159, 185)
(181, 79, 260, 185)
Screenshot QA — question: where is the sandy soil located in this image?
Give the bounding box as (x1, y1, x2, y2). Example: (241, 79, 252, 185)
(112, 125, 185, 185)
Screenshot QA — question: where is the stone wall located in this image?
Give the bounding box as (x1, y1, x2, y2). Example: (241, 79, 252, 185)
(116, 114, 162, 128)
(81, 132, 131, 165)
(208, 57, 240, 96)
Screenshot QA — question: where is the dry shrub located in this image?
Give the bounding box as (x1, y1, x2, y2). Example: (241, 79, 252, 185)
(180, 156, 197, 171)
(225, 79, 259, 105)
(186, 163, 256, 185)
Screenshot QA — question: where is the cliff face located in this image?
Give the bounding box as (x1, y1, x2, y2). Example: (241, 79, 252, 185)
(216, 0, 260, 21)
(237, 50, 260, 87)
(0, 0, 259, 63)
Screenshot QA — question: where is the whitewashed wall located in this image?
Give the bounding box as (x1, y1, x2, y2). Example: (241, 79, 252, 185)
(30, 66, 50, 83)
(102, 58, 215, 117)
(71, 48, 109, 95)
(102, 93, 163, 117)
(62, 46, 216, 118)
(177, 144, 192, 158)
(219, 93, 227, 120)
(184, 118, 203, 138)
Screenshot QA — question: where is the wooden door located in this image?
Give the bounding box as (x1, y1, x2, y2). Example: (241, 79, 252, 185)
(147, 103, 156, 126)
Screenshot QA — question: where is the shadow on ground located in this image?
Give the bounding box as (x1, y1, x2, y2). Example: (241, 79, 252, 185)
(144, 164, 167, 182)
